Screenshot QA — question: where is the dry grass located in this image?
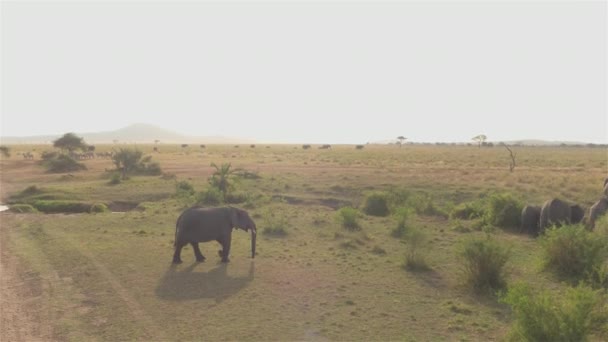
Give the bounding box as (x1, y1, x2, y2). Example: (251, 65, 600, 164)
(1, 144, 606, 340)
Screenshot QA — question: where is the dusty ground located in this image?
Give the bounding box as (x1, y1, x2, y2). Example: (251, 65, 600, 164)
(0, 220, 53, 341)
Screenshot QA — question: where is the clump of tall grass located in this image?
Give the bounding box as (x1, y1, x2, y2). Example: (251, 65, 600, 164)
(403, 227, 430, 271)
(450, 200, 486, 220)
(407, 193, 448, 218)
(460, 237, 510, 293)
(540, 225, 608, 283)
(362, 192, 390, 217)
(337, 207, 361, 231)
(391, 206, 412, 238)
(501, 283, 608, 341)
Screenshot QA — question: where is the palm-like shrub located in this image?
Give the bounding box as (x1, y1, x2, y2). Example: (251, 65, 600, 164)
(209, 162, 239, 199)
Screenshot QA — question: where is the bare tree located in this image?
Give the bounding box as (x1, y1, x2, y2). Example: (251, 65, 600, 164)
(501, 143, 516, 172)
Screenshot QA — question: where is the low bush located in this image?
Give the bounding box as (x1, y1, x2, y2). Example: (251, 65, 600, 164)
(225, 191, 249, 204)
(407, 193, 448, 218)
(540, 225, 608, 282)
(108, 173, 121, 185)
(485, 193, 522, 229)
(404, 228, 430, 271)
(196, 188, 223, 206)
(391, 207, 412, 238)
(451, 200, 486, 220)
(42, 154, 86, 173)
(337, 207, 360, 231)
(175, 180, 195, 196)
(262, 210, 288, 237)
(90, 203, 109, 213)
(32, 200, 91, 213)
(363, 192, 390, 217)
(461, 237, 510, 293)
(9, 204, 38, 213)
(501, 283, 608, 341)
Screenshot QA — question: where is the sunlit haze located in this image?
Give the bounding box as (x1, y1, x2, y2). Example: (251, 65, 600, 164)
(1, 1, 606, 144)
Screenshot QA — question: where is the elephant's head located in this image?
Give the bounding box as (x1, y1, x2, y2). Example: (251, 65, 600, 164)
(230, 207, 257, 258)
(570, 204, 585, 224)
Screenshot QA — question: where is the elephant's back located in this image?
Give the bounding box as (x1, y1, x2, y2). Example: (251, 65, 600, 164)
(178, 206, 230, 227)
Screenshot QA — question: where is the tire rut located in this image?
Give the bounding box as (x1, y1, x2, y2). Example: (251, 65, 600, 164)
(56, 232, 166, 341)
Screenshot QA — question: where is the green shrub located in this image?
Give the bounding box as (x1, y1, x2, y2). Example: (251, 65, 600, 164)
(196, 188, 223, 206)
(387, 188, 411, 209)
(42, 154, 86, 173)
(262, 210, 288, 237)
(32, 200, 91, 213)
(451, 200, 486, 220)
(485, 193, 522, 228)
(407, 193, 448, 218)
(461, 237, 510, 293)
(225, 191, 249, 204)
(90, 203, 109, 213)
(337, 207, 360, 231)
(501, 283, 608, 341)
(9, 204, 38, 213)
(176, 180, 195, 196)
(391, 207, 412, 238)
(404, 228, 430, 271)
(363, 192, 390, 217)
(540, 225, 608, 282)
(108, 173, 121, 185)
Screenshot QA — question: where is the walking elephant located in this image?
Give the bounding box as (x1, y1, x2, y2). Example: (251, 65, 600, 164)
(173, 206, 257, 264)
(588, 197, 608, 230)
(539, 198, 585, 233)
(521, 205, 541, 236)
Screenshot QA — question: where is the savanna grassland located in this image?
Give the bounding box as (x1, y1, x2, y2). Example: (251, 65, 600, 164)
(1, 144, 607, 341)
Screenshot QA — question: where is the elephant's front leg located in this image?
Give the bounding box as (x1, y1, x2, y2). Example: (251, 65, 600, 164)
(217, 238, 231, 263)
(191, 242, 205, 262)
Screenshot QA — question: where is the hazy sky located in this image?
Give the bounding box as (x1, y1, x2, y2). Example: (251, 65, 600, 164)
(1, 1, 606, 144)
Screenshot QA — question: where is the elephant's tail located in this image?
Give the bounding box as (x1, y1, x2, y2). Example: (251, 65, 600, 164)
(174, 212, 184, 247)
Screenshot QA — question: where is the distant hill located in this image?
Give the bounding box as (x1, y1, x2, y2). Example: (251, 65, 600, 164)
(0, 123, 255, 144)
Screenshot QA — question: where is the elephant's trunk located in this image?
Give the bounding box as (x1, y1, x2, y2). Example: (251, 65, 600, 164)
(251, 224, 257, 258)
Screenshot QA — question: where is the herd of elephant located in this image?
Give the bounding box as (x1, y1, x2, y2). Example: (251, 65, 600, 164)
(521, 178, 608, 236)
(171, 179, 608, 264)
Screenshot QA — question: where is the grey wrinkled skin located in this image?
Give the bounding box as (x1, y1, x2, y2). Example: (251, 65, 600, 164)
(521, 205, 541, 236)
(603, 183, 608, 197)
(588, 197, 608, 231)
(173, 206, 257, 264)
(539, 198, 584, 233)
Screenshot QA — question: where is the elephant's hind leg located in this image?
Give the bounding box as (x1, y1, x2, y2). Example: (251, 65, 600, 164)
(173, 242, 186, 264)
(191, 242, 206, 262)
(217, 238, 231, 263)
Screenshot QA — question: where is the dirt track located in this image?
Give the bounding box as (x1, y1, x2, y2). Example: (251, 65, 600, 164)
(0, 223, 53, 341)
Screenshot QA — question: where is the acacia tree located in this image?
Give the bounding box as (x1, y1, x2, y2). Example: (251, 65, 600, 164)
(397, 136, 407, 147)
(472, 134, 487, 148)
(111, 148, 144, 180)
(53, 133, 87, 152)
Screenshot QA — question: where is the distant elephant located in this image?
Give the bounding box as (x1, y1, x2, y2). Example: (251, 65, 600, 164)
(520, 205, 541, 235)
(588, 197, 608, 230)
(539, 198, 585, 233)
(173, 206, 256, 264)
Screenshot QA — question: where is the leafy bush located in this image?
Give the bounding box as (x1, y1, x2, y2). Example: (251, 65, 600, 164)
(108, 173, 121, 185)
(391, 207, 412, 238)
(404, 228, 430, 271)
(461, 237, 510, 293)
(9, 204, 38, 213)
(42, 154, 86, 173)
(407, 193, 448, 218)
(363, 192, 390, 217)
(262, 210, 288, 237)
(90, 203, 109, 213)
(32, 200, 91, 213)
(337, 207, 360, 231)
(485, 193, 522, 228)
(501, 283, 608, 341)
(451, 200, 486, 220)
(387, 188, 411, 209)
(540, 225, 608, 282)
(225, 191, 249, 204)
(196, 188, 223, 206)
(175, 180, 195, 196)
(40, 151, 59, 160)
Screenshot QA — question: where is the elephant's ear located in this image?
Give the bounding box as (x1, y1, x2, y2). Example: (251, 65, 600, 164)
(230, 207, 240, 229)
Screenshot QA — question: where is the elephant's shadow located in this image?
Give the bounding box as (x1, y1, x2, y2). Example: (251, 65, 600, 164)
(155, 262, 254, 302)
